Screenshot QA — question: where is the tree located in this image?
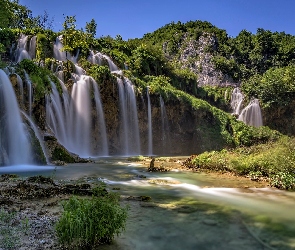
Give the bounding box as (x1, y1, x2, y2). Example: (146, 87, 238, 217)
(0, 0, 11, 28)
(85, 18, 97, 38)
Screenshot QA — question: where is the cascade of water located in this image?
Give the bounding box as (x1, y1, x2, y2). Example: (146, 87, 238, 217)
(87, 51, 103, 65)
(0, 69, 32, 165)
(24, 71, 32, 116)
(124, 77, 141, 154)
(46, 71, 109, 157)
(230, 87, 263, 127)
(117, 78, 129, 154)
(238, 99, 263, 127)
(53, 36, 79, 63)
(46, 80, 67, 144)
(93, 82, 109, 156)
(88, 50, 119, 72)
(16, 74, 24, 105)
(21, 111, 50, 164)
(230, 87, 244, 115)
(160, 95, 170, 154)
(116, 77, 141, 155)
(147, 87, 153, 155)
(70, 76, 92, 156)
(15, 34, 31, 63)
(103, 54, 119, 72)
(53, 36, 66, 61)
(28, 36, 37, 59)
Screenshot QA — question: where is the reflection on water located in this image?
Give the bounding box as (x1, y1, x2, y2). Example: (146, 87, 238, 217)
(1, 158, 295, 249)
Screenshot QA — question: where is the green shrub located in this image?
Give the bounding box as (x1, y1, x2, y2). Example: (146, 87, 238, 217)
(55, 190, 128, 249)
(270, 172, 295, 190)
(192, 136, 295, 190)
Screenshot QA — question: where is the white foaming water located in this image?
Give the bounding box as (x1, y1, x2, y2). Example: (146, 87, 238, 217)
(15, 34, 31, 63)
(117, 77, 141, 155)
(147, 87, 153, 155)
(21, 111, 50, 165)
(160, 95, 170, 153)
(87, 51, 119, 72)
(231, 87, 244, 115)
(238, 99, 263, 127)
(46, 74, 108, 157)
(0, 69, 32, 165)
(231, 87, 263, 127)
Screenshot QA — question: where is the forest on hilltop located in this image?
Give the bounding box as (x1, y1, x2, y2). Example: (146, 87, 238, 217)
(1, 0, 295, 113)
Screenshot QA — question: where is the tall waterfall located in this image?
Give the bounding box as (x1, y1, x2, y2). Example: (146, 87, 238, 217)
(46, 74, 109, 157)
(160, 95, 170, 154)
(117, 77, 141, 155)
(24, 71, 33, 116)
(147, 87, 153, 155)
(231, 87, 244, 115)
(0, 70, 32, 165)
(230, 87, 263, 127)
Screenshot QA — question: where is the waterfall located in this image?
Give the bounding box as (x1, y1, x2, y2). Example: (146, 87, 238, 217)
(28, 36, 37, 59)
(238, 99, 263, 127)
(230, 87, 263, 127)
(24, 71, 33, 116)
(87, 50, 119, 72)
(160, 95, 170, 154)
(46, 72, 109, 157)
(93, 83, 109, 156)
(53, 36, 79, 63)
(16, 74, 24, 105)
(147, 87, 153, 155)
(21, 111, 50, 164)
(53, 36, 66, 61)
(231, 87, 244, 115)
(117, 77, 141, 155)
(15, 34, 31, 63)
(0, 70, 32, 165)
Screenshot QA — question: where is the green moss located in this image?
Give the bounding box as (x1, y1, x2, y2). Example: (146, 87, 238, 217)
(16, 59, 56, 102)
(51, 146, 75, 163)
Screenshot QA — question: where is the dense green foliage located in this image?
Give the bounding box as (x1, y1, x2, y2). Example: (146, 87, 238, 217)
(55, 186, 128, 249)
(16, 59, 59, 102)
(141, 20, 295, 106)
(241, 65, 295, 108)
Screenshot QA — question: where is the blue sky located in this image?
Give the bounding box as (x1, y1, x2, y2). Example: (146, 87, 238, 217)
(20, 0, 295, 40)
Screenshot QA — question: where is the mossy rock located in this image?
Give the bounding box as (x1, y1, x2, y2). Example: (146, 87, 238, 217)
(51, 146, 75, 163)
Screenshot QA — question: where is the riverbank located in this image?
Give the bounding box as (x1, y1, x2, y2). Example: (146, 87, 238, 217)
(0, 157, 294, 250)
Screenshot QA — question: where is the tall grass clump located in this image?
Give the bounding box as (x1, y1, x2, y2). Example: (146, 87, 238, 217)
(192, 136, 295, 190)
(55, 186, 128, 249)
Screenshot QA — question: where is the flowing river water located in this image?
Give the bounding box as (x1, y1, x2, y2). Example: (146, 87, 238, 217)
(1, 157, 295, 250)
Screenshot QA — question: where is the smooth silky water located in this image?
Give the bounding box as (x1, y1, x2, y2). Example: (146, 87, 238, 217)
(2, 158, 294, 250)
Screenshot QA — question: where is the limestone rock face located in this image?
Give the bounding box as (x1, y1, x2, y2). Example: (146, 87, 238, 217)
(164, 32, 236, 87)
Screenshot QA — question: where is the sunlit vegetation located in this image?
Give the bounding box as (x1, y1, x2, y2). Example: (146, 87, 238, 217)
(191, 136, 295, 189)
(55, 185, 128, 249)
